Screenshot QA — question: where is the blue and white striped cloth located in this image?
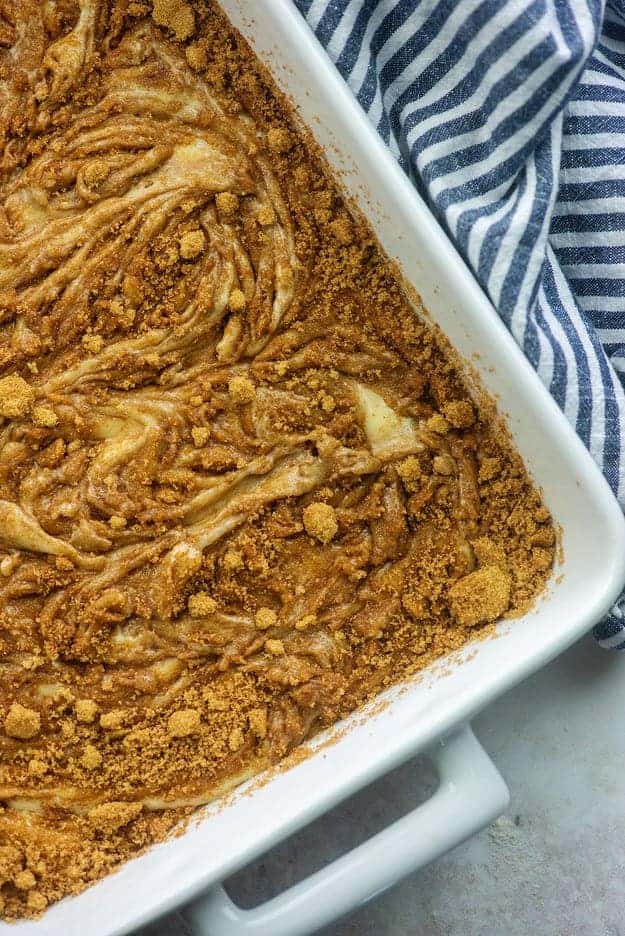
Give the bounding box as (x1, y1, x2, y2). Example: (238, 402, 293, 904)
(294, 0, 625, 647)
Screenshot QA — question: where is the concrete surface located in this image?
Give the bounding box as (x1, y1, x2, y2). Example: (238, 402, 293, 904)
(140, 633, 625, 936)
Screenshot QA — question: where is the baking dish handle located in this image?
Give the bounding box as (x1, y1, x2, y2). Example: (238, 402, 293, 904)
(184, 724, 509, 936)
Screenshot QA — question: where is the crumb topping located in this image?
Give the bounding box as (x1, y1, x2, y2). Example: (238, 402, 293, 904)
(248, 708, 267, 739)
(81, 745, 103, 770)
(303, 503, 338, 543)
(449, 566, 512, 626)
(425, 413, 450, 434)
(228, 374, 255, 404)
(168, 709, 201, 738)
(228, 289, 247, 312)
(88, 802, 143, 834)
(267, 127, 292, 153)
(179, 230, 205, 260)
(264, 639, 285, 656)
(442, 400, 475, 428)
(14, 871, 36, 892)
(82, 335, 104, 354)
(74, 700, 99, 724)
(255, 608, 277, 630)
(191, 426, 211, 447)
(109, 516, 127, 530)
(188, 592, 217, 617)
(31, 406, 58, 428)
(151, 0, 195, 40)
(0, 377, 34, 419)
(215, 192, 239, 218)
(0, 0, 554, 920)
(4, 704, 40, 741)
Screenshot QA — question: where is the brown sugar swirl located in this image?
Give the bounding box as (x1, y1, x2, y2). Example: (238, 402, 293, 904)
(0, 0, 555, 918)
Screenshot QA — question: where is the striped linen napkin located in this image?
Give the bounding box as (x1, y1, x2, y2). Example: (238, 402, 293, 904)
(294, 0, 625, 647)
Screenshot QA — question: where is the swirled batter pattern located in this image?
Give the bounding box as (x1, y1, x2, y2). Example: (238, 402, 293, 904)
(0, 0, 554, 918)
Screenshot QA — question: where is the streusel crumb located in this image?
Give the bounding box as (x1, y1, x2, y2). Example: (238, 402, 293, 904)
(0, 0, 554, 920)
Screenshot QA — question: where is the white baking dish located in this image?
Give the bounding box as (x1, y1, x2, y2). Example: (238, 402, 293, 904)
(7, 2, 625, 935)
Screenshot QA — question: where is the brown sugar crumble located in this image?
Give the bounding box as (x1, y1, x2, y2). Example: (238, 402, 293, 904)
(267, 127, 292, 153)
(4, 704, 40, 740)
(425, 413, 450, 434)
(14, 870, 36, 892)
(0, 0, 555, 921)
(100, 710, 125, 732)
(264, 638, 285, 656)
(449, 566, 512, 626)
(82, 334, 104, 354)
(442, 400, 475, 428)
(255, 608, 277, 630)
(228, 727, 244, 751)
(186, 41, 208, 70)
(168, 709, 201, 738)
(248, 708, 267, 739)
(81, 745, 103, 770)
(228, 288, 247, 312)
(188, 592, 217, 617)
(27, 759, 47, 779)
(303, 502, 338, 544)
(191, 426, 211, 447)
(88, 802, 143, 834)
(151, 0, 195, 40)
(0, 376, 34, 419)
(75, 699, 99, 724)
(179, 230, 206, 260)
(215, 192, 239, 218)
(27, 893, 47, 913)
(228, 373, 255, 404)
(31, 405, 58, 428)
(222, 549, 244, 571)
(257, 205, 275, 226)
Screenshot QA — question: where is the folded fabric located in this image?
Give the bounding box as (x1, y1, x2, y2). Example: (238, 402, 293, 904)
(295, 0, 625, 647)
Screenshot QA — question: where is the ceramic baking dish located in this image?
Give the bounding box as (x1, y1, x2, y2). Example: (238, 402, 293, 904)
(7, 2, 625, 935)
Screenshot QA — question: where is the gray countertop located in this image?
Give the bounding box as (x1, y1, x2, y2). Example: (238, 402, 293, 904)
(141, 634, 625, 936)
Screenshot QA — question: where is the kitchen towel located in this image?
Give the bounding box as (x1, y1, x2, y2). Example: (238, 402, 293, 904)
(294, 0, 625, 647)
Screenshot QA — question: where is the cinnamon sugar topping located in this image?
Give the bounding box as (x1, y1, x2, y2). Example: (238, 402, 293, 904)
(255, 608, 277, 630)
(228, 289, 247, 312)
(179, 230, 206, 260)
(75, 700, 99, 724)
(188, 592, 217, 616)
(191, 426, 211, 447)
(303, 503, 338, 543)
(0, 0, 554, 920)
(442, 400, 475, 428)
(167, 709, 201, 738)
(81, 745, 103, 770)
(215, 192, 239, 218)
(151, 0, 195, 39)
(4, 705, 40, 741)
(449, 566, 512, 626)
(31, 406, 58, 428)
(88, 802, 143, 834)
(0, 377, 34, 419)
(228, 373, 255, 403)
